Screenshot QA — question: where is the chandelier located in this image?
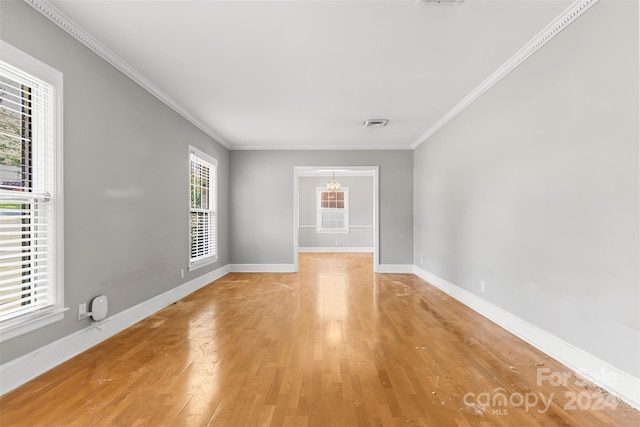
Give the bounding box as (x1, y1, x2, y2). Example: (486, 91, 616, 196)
(326, 172, 342, 192)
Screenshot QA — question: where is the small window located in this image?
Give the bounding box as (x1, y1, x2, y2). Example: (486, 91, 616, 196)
(316, 188, 349, 233)
(189, 146, 217, 270)
(0, 41, 64, 341)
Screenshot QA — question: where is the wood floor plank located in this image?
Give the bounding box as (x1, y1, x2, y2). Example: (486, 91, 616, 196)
(0, 253, 638, 426)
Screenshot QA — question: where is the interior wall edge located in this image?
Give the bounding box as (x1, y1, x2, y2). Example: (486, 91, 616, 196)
(22, 0, 230, 148)
(410, 0, 600, 149)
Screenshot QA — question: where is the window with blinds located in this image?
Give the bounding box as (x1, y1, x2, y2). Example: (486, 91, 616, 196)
(316, 188, 349, 233)
(189, 146, 217, 269)
(0, 42, 63, 340)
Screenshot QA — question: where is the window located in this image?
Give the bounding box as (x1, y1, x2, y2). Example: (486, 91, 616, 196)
(189, 146, 217, 270)
(0, 41, 64, 341)
(316, 188, 349, 233)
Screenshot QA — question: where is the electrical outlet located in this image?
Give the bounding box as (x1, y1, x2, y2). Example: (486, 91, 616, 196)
(480, 281, 486, 293)
(78, 303, 87, 320)
(180, 269, 185, 279)
(420, 257, 423, 265)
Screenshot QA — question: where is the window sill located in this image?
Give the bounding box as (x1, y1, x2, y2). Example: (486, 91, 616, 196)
(316, 229, 350, 234)
(0, 307, 69, 343)
(188, 256, 218, 272)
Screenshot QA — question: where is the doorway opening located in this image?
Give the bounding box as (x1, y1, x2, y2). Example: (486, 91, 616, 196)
(293, 166, 379, 272)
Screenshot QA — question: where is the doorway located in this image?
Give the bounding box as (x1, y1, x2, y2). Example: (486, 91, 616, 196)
(293, 166, 379, 272)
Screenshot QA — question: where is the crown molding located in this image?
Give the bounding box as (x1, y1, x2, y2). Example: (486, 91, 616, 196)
(231, 144, 414, 151)
(23, 0, 231, 150)
(411, 0, 600, 150)
(23, 0, 599, 153)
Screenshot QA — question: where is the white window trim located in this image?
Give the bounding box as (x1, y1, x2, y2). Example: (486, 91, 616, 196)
(0, 41, 66, 342)
(316, 187, 349, 234)
(188, 145, 218, 271)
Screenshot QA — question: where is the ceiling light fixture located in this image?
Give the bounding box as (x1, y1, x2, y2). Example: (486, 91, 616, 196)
(363, 119, 389, 128)
(326, 172, 342, 193)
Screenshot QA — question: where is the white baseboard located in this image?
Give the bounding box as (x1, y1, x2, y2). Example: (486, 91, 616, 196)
(377, 264, 415, 273)
(298, 247, 373, 253)
(230, 264, 295, 273)
(413, 266, 640, 410)
(0, 264, 231, 397)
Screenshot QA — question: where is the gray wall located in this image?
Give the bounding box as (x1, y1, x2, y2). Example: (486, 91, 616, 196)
(298, 176, 374, 249)
(230, 151, 413, 265)
(414, 0, 639, 377)
(0, 1, 230, 364)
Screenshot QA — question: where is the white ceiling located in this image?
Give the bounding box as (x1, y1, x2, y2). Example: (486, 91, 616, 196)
(48, 0, 573, 150)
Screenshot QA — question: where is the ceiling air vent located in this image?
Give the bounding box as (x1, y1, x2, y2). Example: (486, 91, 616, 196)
(363, 119, 389, 128)
(418, 0, 463, 4)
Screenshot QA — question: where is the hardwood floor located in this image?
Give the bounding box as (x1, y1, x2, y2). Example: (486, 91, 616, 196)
(0, 253, 638, 426)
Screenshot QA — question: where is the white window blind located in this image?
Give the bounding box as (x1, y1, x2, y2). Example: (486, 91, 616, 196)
(0, 52, 60, 329)
(189, 147, 217, 268)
